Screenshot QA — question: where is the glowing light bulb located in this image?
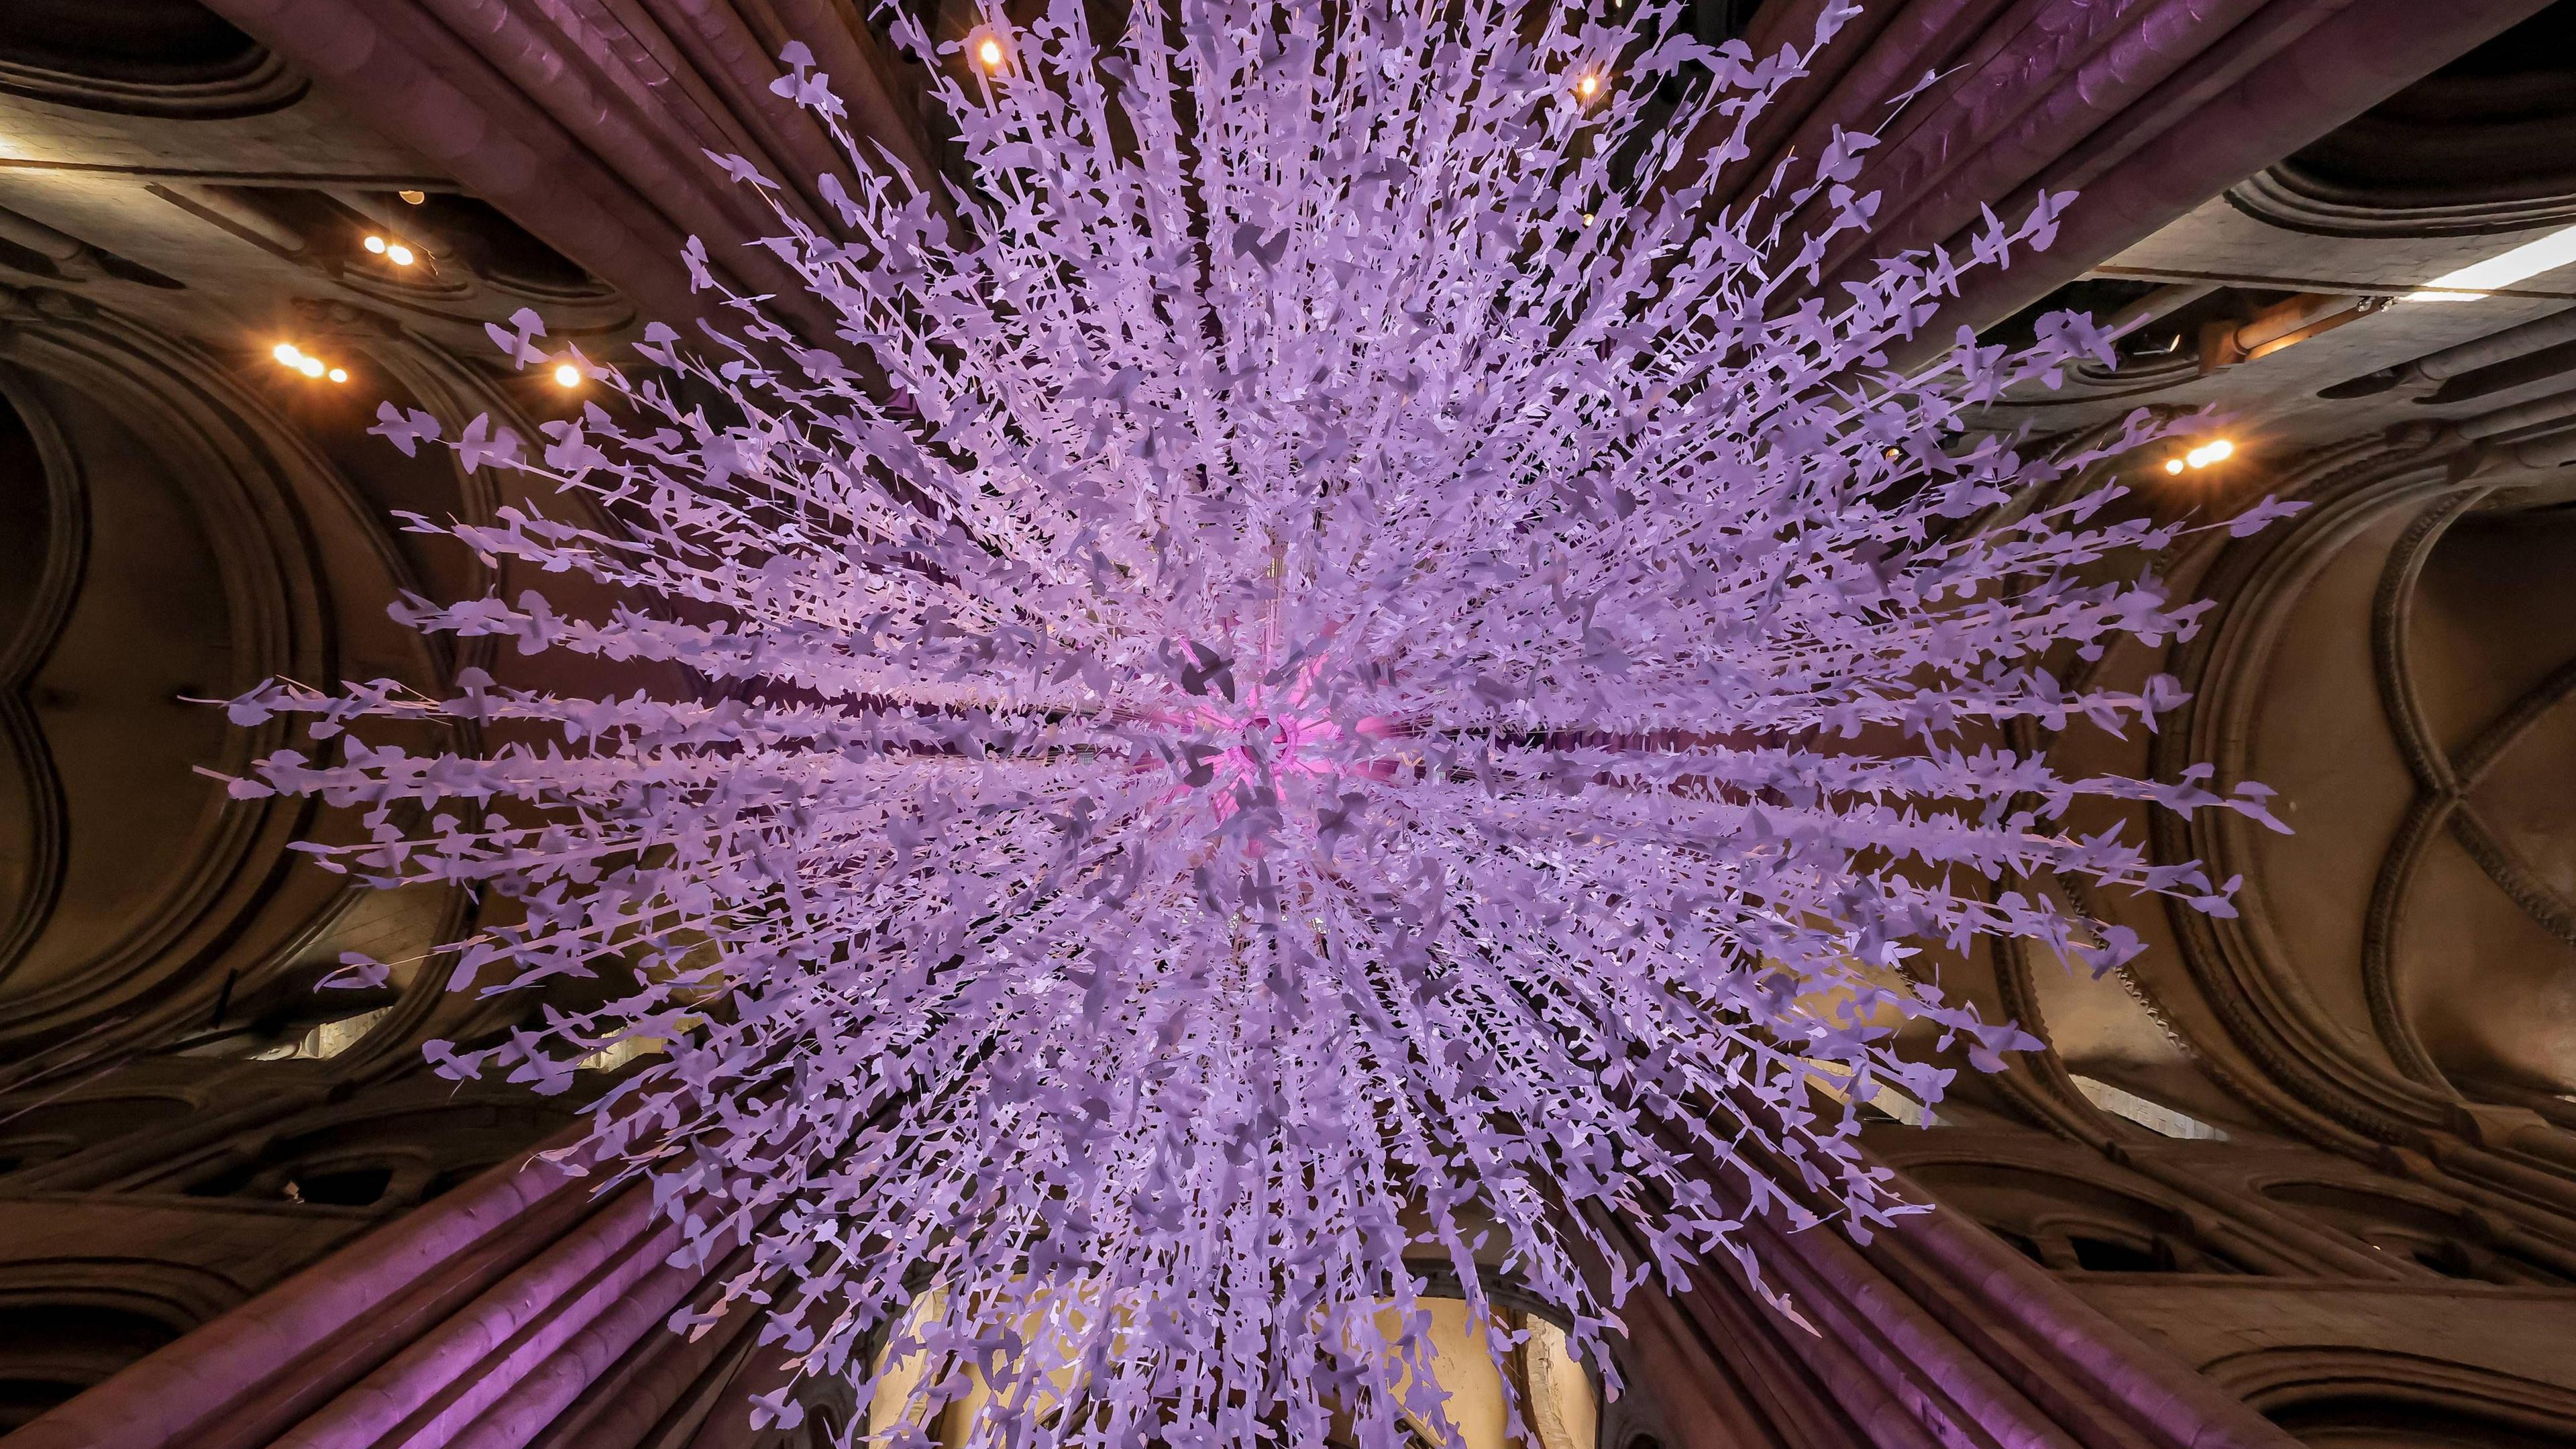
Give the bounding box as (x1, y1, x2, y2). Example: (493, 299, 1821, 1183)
(977, 37, 1004, 68)
(364, 235, 388, 254)
(272, 342, 302, 365)
(1576, 72, 1601, 100)
(398, 189, 426, 205)
(2163, 458, 2185, 476)
(553, 362, 584, 388)
(386, 243, 417, 267)
(298, 356, 325, 378)
(1580, 213, 1596, 227)
(2203, 438, 2234, 462)
(327, 367, 348, 384)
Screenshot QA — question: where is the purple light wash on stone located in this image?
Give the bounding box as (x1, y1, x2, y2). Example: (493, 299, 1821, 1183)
(217, 2, 2293, 1446)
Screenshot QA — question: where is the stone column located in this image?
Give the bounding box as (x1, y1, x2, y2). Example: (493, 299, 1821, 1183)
(2, 1136, 776, 1449)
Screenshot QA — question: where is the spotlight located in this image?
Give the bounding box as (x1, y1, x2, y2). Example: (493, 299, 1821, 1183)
(327, 367, 348, 384)
(2202, 438, 2234, 463)
(298, 356, 325, 378)
(398, 189, 426, 205)
(977, 36, 1005, 68)
(2163, 458, 2184, 476)
(1580, 213, 1596, 227)
(386, 243, 417, 267)
(272, 341, 302, 365)
(1575, 72, 1601, 101)
(364, 235, 388, 254)
(553, 362, 584, 388)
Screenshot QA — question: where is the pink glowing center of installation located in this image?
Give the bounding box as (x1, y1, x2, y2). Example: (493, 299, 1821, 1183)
(1141, 678, 1381, 822)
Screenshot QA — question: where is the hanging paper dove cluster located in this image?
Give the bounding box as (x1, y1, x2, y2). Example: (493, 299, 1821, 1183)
(223, 0, 2292, 1444)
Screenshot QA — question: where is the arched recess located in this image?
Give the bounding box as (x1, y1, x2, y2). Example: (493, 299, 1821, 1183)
(2205, 1346, 2576, 1448)
(1900, 1159, 2266, 1276)
(2383, 498, 2576, 1097)
(0, 300, 453, 1062)
(0, 1091, 194, 1176)
(2149, 443, 2515, 1147)
(2226, 2, 2576, 237)
(2255, 1177, 2576, 1286)
(0, 0, 305, 119)
(0, 368, 83, 979)
(136, 1094, 578, 1212)
(0, 1257, 247, 1434)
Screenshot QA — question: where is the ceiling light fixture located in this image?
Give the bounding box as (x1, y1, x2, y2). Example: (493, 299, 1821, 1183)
(2174, 438, 2235, 471)
(977, 36, 1005, 68)
(553, 361, 584, 388)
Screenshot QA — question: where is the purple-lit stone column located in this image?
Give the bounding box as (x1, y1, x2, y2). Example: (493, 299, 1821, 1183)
(1, 1139, 773, 1449)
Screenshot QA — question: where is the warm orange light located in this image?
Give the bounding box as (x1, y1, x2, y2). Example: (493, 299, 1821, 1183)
(272, 341, 302, 365)
(2163, 458, 2184, 476)
(553, 362, 584, 388)
(386, 243, 417, 267)
(297, 356, 325, 378)
(397, 189, 426, 205)
(363, 234, 388, 254)
(977, 37, 1005, 68)
(327, 367, 349, 384)
(1575, 72, 1601, 100)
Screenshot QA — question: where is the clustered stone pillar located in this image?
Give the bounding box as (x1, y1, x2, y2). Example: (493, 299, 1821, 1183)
(3, 1137, 780, 1449)
(11, 1127, 2306, 1449)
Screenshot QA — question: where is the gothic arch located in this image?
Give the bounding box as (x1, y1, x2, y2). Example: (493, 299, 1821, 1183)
(2226, 4, 2576, 239)
(0, 0, 305, 119)
(1899, 1157, 2266, 1275)
(0, 300, 453, 1061)
(2151, 443, 2513, 1144)
(2205, 1347, 2576, 1448)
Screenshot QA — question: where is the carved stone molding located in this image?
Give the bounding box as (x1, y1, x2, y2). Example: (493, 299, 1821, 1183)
(2152, 439, 2480, 1148)
(0, 2, 307, 121)
(2224, 5, 2576, 240)
(2226, 166, 2576, 240)
(2205, 1346, 2576, 1444)
(0, 299, 465, 1060)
